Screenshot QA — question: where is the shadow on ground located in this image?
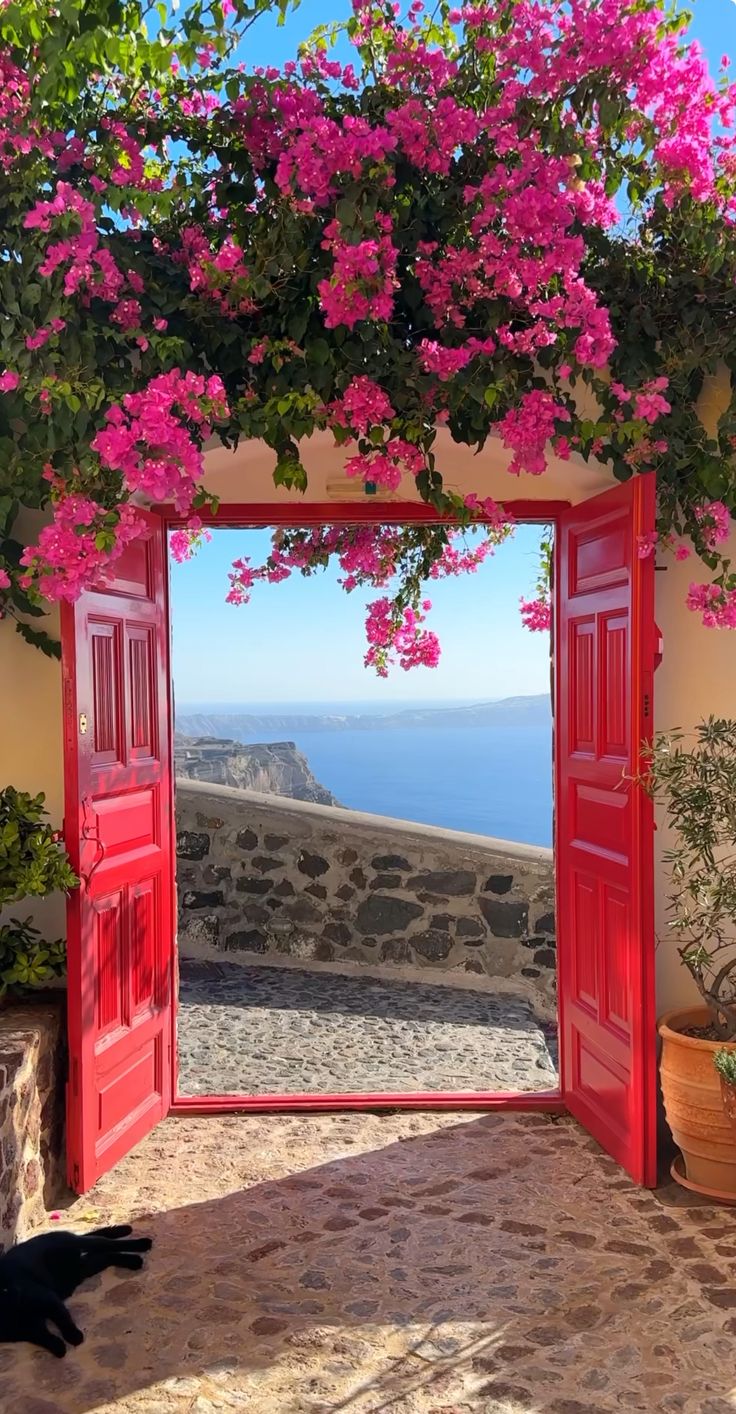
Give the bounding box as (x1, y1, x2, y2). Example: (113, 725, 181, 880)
(1, 1111, 734, 1414)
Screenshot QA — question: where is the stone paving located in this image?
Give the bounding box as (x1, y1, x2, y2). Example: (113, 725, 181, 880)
(2, 1110, 736, 1413)
(176, 958, 558, 1095)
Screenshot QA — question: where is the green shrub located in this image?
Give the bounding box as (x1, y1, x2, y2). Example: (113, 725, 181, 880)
(0, 919, 66, 995)
(0, 787, 77, 995)
(714, 1049, 736, 1088)
(0, 787, 77, 904)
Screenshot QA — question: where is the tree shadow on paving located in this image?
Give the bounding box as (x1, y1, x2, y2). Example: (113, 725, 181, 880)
(0, 1112, 725, 1414)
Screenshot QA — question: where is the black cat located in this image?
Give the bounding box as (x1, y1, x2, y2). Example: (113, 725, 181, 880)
(0, 1223, 152, 1357)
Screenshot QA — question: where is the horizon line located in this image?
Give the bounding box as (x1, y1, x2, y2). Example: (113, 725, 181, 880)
(175, 692, 550, 709)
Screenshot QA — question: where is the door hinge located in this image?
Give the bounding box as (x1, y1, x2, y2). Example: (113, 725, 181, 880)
(643, 693, 651, 720)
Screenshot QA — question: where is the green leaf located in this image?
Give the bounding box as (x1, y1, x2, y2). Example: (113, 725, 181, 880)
(273, 456, 307, 492)
(14, 622, 61, 659)
(308, 339, 330, 365)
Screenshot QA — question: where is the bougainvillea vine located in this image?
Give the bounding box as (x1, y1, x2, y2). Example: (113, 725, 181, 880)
(0, 0, 735, 670)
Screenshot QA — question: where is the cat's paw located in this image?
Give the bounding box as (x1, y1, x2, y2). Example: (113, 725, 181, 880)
(67, 1327, 84, 1347)
(137, 1237, 153, 1252)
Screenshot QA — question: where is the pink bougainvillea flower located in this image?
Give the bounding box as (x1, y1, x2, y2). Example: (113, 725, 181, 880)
(637, 531, 659, 559)
(519, 596, 552, 632)
(364, 596, 441, 676)
(687, 582, 736, 629)
(696, 500, 732, 548)
(6, 0, 736, 658)
(330, 376, 394, 435)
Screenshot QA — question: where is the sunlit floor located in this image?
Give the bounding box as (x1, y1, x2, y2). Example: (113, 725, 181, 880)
(4, 1111, 734, 1413)
(176, 957, 558, 1096)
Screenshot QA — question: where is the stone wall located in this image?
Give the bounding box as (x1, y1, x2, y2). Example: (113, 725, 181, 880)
(176, 781, 556, 1010)
(0, 998, 67, 1244)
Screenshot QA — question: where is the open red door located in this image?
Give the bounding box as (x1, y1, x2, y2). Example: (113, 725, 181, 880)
(556, 475, 657, 1186)
(62, 512, 174, 1193)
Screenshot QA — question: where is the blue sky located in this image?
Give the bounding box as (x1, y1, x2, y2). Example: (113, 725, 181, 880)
(231, 0, 732, 58)
(170, 1, 734, 708)
(170, 525, 550, 705)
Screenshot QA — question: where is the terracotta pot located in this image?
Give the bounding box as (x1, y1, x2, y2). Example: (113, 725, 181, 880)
(658, 1006, 736, 1196)
(721, 1077, 736, 1133)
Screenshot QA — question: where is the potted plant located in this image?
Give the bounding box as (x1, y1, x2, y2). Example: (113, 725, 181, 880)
(0, 787, 76, 998)
(645, 719, 736, 1199)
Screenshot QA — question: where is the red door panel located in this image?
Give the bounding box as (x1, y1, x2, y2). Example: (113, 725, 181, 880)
(556, 476, 657, 1186)
(62, 512, 173, 1193)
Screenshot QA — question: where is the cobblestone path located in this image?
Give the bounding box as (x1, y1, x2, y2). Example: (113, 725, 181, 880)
(176, 958, 558, 1095)
(1, 1111, 734, 1413)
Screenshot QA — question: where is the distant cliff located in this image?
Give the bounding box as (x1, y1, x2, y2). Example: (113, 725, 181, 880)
(174, 736, 339, 806)
(176, 693, 552, 740)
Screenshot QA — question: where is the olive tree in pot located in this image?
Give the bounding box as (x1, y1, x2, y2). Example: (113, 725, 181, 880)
(0, 787, 76, 997)
(645, 719, 736, 1198)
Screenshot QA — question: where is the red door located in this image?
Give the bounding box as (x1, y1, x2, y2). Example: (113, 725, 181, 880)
(61, 512, 174, 1193)
(556, 475, 657, 1186)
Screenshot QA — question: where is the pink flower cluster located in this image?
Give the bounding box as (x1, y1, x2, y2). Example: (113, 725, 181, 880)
(345, 439, 426, 492)
(25, 183, 125, 304)
(364, 597, 440, 676)
(110, 298, 143, 332)
(417, 337, 496, 380)
(20, 498, 146, 602)
(385, 96, 481, 175)
(24, 372, 228, 601)
(499, 391, 571, 477)
(275, 110, 396, 205)
(180, 228, 256, 317)
(611, 377, 671, 425)
(107, 123, 146, 188)
(330, 377, 395, 435)
(686, 583, 736, 629)
(318, 216, 398, 328)
(335, 527, 404, 592)
(695, 500, 732, 550)
(463, 493, 512, 533)
(520, 596, 552, 633)
(170, 518, 212, 563)
(226, 557, 258, 605)
(637, 531, 659, 560)
(0, 54, 55, 171)
(429, 537, 497, 579)
(91, 369, 229, 514)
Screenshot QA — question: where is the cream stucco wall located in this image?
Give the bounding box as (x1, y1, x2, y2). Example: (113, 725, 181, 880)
(1, 426, 734, 1014)
(0, 509, 66, 942)
(198, 425, 614, 506)
(653, 525, 736, 1012)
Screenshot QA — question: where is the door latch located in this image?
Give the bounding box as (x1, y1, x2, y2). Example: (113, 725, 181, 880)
(79, 713, 88, 735)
